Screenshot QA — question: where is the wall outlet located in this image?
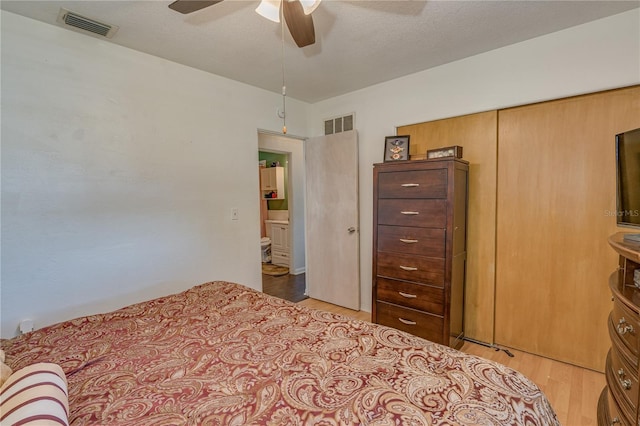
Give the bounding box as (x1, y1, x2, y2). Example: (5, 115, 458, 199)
(231, 208, 239, 220)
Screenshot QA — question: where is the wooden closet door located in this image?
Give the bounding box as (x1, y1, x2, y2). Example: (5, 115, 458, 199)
(398, 111, 497, 344)
(496, 86, 640, 371)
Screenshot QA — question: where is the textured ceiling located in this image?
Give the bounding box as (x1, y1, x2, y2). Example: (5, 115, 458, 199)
(2, 1, 638, 102)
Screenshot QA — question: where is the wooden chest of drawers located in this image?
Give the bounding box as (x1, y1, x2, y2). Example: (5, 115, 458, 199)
(371, 158, 468, 348)
(598, 233, 640, 426)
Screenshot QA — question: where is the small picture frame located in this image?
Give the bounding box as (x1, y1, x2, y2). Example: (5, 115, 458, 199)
(384, 135, 410, 162)
(427, 145, 463, 159)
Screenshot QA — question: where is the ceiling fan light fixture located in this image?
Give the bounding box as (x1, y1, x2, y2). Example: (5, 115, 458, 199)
(299, 0, 321, 15)
(255, 0, 281, 23)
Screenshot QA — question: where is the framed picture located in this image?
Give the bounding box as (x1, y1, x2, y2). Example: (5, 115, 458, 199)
(427, 145, 463, 159)
(384, 135, 410, 162)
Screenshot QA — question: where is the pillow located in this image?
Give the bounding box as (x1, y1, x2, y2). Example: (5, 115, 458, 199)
(0, 362, 69, 425)
(0, 350, 12, 387)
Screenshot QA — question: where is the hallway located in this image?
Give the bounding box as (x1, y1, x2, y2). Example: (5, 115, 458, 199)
(262, 273, 307, 303)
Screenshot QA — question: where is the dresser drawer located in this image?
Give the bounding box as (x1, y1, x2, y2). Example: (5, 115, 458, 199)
(377, 253, 445, 286)
(378, 199, 447, 228)
(377, 225, 445, 258)
(606, 388, 631, 426)
(378, 169, 448, 199)
(376, 278, 444, 315)
(611, 299, 639, 357)
(609, 313, 638, 368)
(598, 387, 627, 426)
(376, 301, 444, 343)
(606, 348, 638, 421)
(272, 251, 289, 267)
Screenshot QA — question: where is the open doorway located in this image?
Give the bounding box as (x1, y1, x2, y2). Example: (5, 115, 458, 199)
(258, 131, 306, 303)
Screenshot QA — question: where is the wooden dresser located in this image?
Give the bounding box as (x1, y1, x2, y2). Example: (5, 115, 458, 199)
(371, 158, 468, 348)
(598, 233, 640, 426)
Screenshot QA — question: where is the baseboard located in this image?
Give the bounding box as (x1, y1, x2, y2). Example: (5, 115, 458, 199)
(292, 267, 306, 275)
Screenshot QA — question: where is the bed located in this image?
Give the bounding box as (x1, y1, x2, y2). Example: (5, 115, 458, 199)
(1, 281, 558, 425)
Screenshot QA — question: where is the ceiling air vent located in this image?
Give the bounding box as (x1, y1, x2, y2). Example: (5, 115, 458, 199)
(57, 9, 119, 39)
(324, 113, 355, 135)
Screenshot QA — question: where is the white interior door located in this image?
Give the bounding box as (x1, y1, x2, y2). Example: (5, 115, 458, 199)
(305, 130, 360, 310)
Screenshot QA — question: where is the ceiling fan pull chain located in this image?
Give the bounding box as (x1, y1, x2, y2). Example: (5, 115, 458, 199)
(281, 9, 287, 134)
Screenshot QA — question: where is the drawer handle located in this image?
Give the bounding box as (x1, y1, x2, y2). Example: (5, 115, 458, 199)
(398, 318, 417, 325)
(398, 292, 417, 299)
(401, 183, 420, 187)
(618, 369, 632, 390)
(399, 265, 418, 271)
(400, 211, 420, 215)
(617, 317, 635, 335)
(620, 378, 632, 390)
(399, 238, 418, 244)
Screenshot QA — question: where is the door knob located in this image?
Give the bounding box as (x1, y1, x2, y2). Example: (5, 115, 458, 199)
(348, 227, 356, 233)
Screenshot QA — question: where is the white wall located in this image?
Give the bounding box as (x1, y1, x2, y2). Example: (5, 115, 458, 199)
(258, 132, 306, 274)
(0, 11, 310, 337)
(2, 8, 638, 336)
(308, 9, 640, 312)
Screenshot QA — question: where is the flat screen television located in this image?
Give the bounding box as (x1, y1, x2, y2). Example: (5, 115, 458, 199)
(616, 127, 640, 240)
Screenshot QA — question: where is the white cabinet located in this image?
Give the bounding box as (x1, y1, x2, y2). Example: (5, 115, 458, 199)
(269, 222, 289, 267)
(260, 167, 285, 200)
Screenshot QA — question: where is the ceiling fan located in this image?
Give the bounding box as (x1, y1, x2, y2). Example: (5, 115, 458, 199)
(168, 0, 321, 48)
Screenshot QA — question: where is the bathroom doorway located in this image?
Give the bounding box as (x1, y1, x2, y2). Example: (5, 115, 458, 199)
(258, 131, 306, 303)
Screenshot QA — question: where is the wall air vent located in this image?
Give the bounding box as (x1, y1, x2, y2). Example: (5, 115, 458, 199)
(57, 9, 119, 39)
(324, 113, 355, 136)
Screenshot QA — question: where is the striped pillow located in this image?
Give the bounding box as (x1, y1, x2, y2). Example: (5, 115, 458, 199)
(0, 363, 69, 426)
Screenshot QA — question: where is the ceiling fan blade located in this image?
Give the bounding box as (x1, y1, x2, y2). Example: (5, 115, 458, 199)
(168, 0, 223, 14)
(282, 0, 316, 48)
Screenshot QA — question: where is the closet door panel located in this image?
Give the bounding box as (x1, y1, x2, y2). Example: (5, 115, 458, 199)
(398, 111, 497, 344)
(495, 86, 640, 371)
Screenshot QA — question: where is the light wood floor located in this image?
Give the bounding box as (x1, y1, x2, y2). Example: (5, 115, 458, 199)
(297, 298, 605, 426)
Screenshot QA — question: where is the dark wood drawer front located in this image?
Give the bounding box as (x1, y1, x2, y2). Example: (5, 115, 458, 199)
(378, 199, 447, 228)
(606, 349, 638, 421)
(611, 300, 639, 357)
(376, 301, 444, 344)
(377, 225, 445, 258)
(378, 169, 447, 199)
(377, 253, 445, 286)
(376, 278, 444, 315)
(606, 389, 631, 426)
(608, 313, 638, 368)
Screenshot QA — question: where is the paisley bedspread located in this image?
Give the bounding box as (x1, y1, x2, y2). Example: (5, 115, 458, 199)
(2, 281, 559, 425)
